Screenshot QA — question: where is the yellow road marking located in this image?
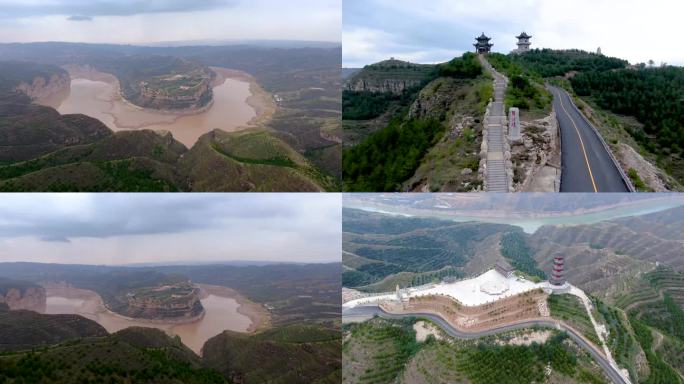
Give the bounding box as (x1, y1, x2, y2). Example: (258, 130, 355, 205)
(556, 89, 598, 192)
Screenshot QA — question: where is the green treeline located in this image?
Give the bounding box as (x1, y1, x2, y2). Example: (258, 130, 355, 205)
(486, 53, 550, 111)
(343, 118, 444, 191)
(500, 232, 546, 279)
(510, 49, 627, 77)
(630, 316, 683, 384)
(438, 52, 482, 78)
(455, 333, 582, 384)
(570, 67, 684, 155)
(342, 90, 416, 121)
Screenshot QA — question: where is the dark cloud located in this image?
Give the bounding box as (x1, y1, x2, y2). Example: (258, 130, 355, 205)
(40, 235, 71, 243)
(0, 193, 338, 241)
(0, 0, 236, 19)
(67, 15, 93, 21)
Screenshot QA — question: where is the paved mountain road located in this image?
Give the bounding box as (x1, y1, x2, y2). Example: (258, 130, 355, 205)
(344, 305, 628, 384)
(549, 86, 631, 192)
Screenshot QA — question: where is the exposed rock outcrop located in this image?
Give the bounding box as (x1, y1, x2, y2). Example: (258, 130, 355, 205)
(347, 78, 422, 94)
(0, 286, 47, 313)
(345, 59, 435, 95)
(514, 112, 562, 192)
(15, 72, 70, 100)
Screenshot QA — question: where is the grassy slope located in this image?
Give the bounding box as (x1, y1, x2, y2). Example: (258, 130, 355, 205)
(401, 76, 491, 192)
(0, 126, 328, 191)
(548, 294, 601, 347)
(202, 324, 341, 384)
(0, 310, 108, 353)
(0, 327, 229, 384)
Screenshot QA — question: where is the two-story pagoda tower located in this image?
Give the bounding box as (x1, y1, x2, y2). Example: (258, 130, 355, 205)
(474, 33, 493, 53)
(515, 31, 532, 52)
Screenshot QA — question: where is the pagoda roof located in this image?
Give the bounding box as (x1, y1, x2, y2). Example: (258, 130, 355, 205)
(476, 32, 491, 41)
(516, 31, 532, 38)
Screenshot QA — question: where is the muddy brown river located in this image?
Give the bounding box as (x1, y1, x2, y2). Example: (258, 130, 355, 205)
(37, 67, 258, 148)
(44, 287, 252, 355)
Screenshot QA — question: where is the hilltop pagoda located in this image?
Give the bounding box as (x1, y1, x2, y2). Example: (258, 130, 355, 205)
(474, 33, 493, 53)
(515, 31, 532, 53)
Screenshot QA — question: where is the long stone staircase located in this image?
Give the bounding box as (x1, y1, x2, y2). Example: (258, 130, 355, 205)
(478, 55, 512, 192)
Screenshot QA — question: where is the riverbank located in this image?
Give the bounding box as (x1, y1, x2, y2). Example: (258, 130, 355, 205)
(198, 283, 271, 332)
(43, 284, 205, 326)
(209, 67, 277, 129)
(42, 282, 260, 355)
(35, 64, 274, 147)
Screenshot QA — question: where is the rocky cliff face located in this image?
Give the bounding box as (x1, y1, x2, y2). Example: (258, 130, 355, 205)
(346, 78, 423, 94)
(15, 72, 70, 100)
(122, 284, 204, 320)
(345, 59, 436, 95)
(0, 286, 47, 313)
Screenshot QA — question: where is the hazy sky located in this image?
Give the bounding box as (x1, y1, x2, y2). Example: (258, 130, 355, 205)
(0, 193, 341, 265)
(0, 0, 341, 44)
(343, 0, 684, 67)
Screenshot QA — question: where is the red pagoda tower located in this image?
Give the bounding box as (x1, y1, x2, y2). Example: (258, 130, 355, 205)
(551, 255, 565, 286)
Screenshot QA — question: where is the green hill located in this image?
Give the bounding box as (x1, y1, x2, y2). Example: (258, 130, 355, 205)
(203, 324, 341, 384)
(343, 208, 519, 291)
(343, 317, 610, 384)
(343, 53, 491, 192)
(0, 327, 228, 384)
(0, 98, 328, 191)
(179, 129, 330, 192)
(0, 310, 107, 353)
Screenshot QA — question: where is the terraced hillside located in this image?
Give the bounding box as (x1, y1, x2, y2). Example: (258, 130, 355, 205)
(343, 208, 516, 292)
(342, 202, 684, 383)
(343, 317, 610, 384)
(528, 207, 684, 299)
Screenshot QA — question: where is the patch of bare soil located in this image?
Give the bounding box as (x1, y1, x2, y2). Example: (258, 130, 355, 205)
(413, 320, 443, 342)
(498, 330, 552, 346)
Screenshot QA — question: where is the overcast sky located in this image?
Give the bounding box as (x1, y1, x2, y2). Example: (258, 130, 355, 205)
(0, 0, 340, 44)
(0, 194, 341, 265)
(343, 0, 684, 67)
